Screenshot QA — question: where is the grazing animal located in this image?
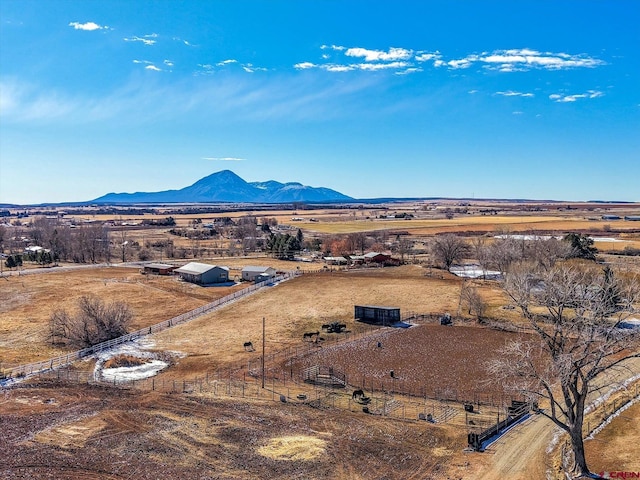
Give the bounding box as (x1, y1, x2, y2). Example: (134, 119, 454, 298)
(352, 389, 365, 399)
(302, 331, 320, 341)
(243, 341, 254, 352)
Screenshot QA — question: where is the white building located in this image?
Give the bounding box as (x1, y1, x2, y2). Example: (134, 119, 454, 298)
(241, 266, 276, 282)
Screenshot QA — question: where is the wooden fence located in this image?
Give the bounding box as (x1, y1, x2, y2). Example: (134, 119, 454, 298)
(1, 272, 297, 382)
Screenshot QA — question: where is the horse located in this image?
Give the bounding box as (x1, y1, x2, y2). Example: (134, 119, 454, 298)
(243, 341, 254, 351)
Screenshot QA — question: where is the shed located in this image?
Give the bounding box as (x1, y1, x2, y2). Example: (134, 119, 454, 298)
(324, 256, 348, 265)
(355, 305, 401, 325)
(142, 263, 177, 276)
(242, 265, 276, 282)
(364, 252, 391, 264)
(174, 262, 229, 285)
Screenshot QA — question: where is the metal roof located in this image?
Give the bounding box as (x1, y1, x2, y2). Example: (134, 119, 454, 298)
(175, 262, 228, 275)
(242, 266, 274, 273)
(145, 263, 175, 269)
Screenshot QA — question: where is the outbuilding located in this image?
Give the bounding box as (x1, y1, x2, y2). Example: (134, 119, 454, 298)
(142, 263, 177, 276)
(355, 305, 401, 325)
(174, 262, 229, 285)
(241, 265, 276, 282)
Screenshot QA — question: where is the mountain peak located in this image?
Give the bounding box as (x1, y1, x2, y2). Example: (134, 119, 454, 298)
(92, 170, 352, 204)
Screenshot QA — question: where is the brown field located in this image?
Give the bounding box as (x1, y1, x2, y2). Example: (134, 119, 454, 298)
(0, 380, 464, 480)
(584, 400, 640, 474)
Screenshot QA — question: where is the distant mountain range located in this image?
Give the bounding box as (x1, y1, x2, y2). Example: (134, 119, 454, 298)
(92, 170, 353, 204)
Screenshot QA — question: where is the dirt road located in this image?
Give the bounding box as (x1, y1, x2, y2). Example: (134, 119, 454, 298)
(470, 357, 640, 479)
(474, 412, 558, 480)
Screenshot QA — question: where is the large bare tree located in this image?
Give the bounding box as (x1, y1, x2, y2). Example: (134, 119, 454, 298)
(430, 234, 470, 270)
(489, 261, 640, 477)
(49, 296, 133, 347)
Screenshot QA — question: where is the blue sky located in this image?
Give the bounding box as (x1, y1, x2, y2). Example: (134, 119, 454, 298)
(1, 0, 639, 204)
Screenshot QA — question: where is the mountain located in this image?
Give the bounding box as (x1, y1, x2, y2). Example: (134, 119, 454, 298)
(92, 170, 353, 204)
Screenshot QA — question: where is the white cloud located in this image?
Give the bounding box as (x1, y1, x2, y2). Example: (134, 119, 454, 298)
(345, 47, 413, 62)
(69, 21, 107, 31)
(242, 63, 267, 73)
(357, 61, 409, 71)
(324, 64, 355, 72)
(145, 65, 161, 72)
(441, 48, 604, 72)
(495, 90, 534, 97)
(512, 111, 523, 115)
(202, 157, 245, 161)
(468, 89, 478, 94)
(321, 44, 346, 51)
(124, 34, 158, 46)
(217, 59, 238, 66)
(549, 90, 604, 102)
(164, 60, 174, 67)
(395, 67, 422, 75)
(415, 52, 441, 62)
(294, 62, 316, 70)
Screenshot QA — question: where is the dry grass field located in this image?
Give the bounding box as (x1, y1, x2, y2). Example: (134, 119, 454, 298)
(584, 401, 640, 474)
(0, 380, 465, 480)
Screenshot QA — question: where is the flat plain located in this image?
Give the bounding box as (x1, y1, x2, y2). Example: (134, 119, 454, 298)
(2, 200, 640, 479)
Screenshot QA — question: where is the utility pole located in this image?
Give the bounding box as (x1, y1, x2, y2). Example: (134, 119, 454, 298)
(261, 317, 265, 389)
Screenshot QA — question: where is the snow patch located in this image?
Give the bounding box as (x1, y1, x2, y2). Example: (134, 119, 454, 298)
(449, 264, 502, 279)
(585, 395, 640, 440)
(585, 372, 640, 414)
(100, 360, 169, 383)
(91, 338, 183, 383)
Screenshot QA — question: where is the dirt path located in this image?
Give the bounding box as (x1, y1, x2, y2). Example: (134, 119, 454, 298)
(474, 413, 557, 480)
(471, 357, 640, 480)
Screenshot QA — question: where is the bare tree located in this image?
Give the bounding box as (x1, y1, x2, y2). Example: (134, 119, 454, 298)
(459, 282, 486, 322)
(489, 262, 640, 477)
(48, 296, 133, 347)
(430, 234, 470, 270)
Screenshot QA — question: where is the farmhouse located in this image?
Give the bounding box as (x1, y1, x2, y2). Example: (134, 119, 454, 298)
(174, 262, 229, 285)
(364, 252, 391, 264)
(355, 305, 401, 325)
(142, 263, 177, 276)
(241, 265, 276, 282)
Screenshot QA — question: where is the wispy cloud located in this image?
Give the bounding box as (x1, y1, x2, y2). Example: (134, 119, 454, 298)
(415, 51, 441, 62)
(133, 60, 163, 71)
(124, 34, 158, 46)
(295, 45, 603, 76)
(549, 90, 604, 102)
(345, 47, 413, 62)
(495, 90, 535, 97)
(294, 62, 316, 70)
(437, 48, 604, 72)
(217, 59, 238, 66)
(69, 21, 108, 31)
(320, 44, 346, 51)
(202, 157, 245, 161)
(242, 63, 267, 73)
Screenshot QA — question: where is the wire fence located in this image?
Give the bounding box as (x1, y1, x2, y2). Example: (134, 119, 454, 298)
(1, 272, 298, 381)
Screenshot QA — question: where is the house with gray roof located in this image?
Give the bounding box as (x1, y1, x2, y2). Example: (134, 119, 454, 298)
(174, 262, 229, 285)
